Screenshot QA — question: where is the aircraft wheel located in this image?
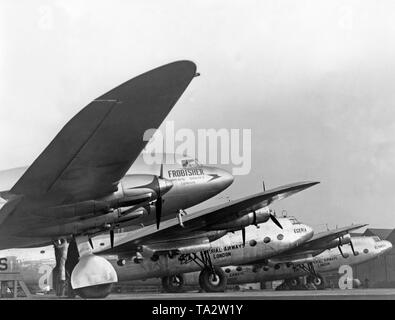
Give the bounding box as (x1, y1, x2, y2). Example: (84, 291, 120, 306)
(307, 274, 325, 290)
(199, 266, 227, 292)
(286, 278, 301, 289)
(162, 274, 185, 293)
(75, 283, 113, 299)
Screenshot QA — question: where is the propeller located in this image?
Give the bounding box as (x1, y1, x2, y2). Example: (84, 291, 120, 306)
(242, 227, 246, 246)
(110, 229, 115, 249)
(270, 213, 283, 229)
(338, 245, 346, 258)
(262, 180, 282, 229)
(253, 211, 257, 226)
(88, 238, 94, 250)
(155, 162, 165, 229)
(337, 235, 356, 257)
(349, 239, 357, 256)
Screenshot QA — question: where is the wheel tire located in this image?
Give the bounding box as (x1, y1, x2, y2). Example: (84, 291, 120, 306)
(308, 275, 325, 290)
(198, 267, 227, 292)
(75, 283, 113, 299)
(286, 278, 300, 289)
(162, 274, 185, 293)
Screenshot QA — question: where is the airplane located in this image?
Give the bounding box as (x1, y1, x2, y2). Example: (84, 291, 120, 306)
(132, 234, 392, 292)
(155, 223, 378, 292)
(0, 59, 319, 298)
(269, 235, 392, 290)
(0, 214, 314, 294)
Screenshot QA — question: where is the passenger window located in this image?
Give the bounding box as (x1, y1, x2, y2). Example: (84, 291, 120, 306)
(249, 240, 257, 247)
(264, 237, 271, 244)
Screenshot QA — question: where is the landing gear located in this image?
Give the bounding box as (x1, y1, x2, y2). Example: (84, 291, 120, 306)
(199, 266, 227, 292)
(276, 278, 303, 290)
(162, 274, 185, 293)
(288, 278, 301, 289)
(53, 239, 68, 297)
(296, 262, 326, 290)
(180, 250, 227, 292)
(306, 274, 325, 290)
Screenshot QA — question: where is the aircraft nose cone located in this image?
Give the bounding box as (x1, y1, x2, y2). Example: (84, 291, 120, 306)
(382, 240, 392, 254)
(220, 168, 234, 189)
(299, 224, 314, 243)
(205, 167, 234, 190)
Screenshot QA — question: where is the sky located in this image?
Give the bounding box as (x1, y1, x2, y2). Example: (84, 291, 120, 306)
(1, 0, 395, 231)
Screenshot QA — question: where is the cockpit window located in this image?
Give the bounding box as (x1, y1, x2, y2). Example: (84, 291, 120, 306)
(181, 159, 200, 168)
(372, 236, 381, 242)
(289, 217, 300, 225)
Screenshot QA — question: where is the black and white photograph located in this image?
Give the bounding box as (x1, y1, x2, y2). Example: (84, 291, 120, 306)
(1, 0, 395, 308)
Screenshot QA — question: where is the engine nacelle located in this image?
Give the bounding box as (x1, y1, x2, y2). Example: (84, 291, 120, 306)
(71, 254, 118, 295)
(106, 174, 173, 207)
(205, 210, 270, 231)
(327, 234, 351, 248)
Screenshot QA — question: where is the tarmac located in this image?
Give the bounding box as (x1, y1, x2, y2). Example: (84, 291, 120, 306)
(27, 288, 395, 300)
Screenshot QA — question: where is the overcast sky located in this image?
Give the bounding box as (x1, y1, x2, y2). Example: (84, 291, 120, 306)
(1, 0, 395, 231)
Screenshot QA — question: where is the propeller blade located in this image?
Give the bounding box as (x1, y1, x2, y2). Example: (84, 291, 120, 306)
(270, 214, 283, 229)
(242, 227, 246, 246)
(88, 238, 94, 250)
(159, 163, 164, 179)
(262, 181, 266, 192)
(253, 211, 257, 226)
(338, 245, 346, 258)
(350, 240, 356, 256)
(110, 229, 114, 249)
(156, 198, 162, 229)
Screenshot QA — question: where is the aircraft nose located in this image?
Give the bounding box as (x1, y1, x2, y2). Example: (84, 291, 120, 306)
(298, 224, 314, 244)
(204, 167, 234, 190)
(381, 240, 392, 254)
(219, 168, 234, 189)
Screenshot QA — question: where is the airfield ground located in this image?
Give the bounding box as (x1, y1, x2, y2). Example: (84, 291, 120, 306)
(24, 288, 395, 300)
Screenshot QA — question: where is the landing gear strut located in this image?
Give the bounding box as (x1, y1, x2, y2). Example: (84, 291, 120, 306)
(296, 262, 325, 290)
(53, 239, 68, 297)
(182, 250, 227, 292)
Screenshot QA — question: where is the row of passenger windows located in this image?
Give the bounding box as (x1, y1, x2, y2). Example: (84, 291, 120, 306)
(250, 234, 284, 247)
(341, 248, 369, 258)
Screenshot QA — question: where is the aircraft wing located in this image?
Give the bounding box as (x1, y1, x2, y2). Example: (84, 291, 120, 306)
(99, 181, 319, 255)
(10, 61, 197, 203)
(264, 223, 367, 264)
(293, 223, 367, 252)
